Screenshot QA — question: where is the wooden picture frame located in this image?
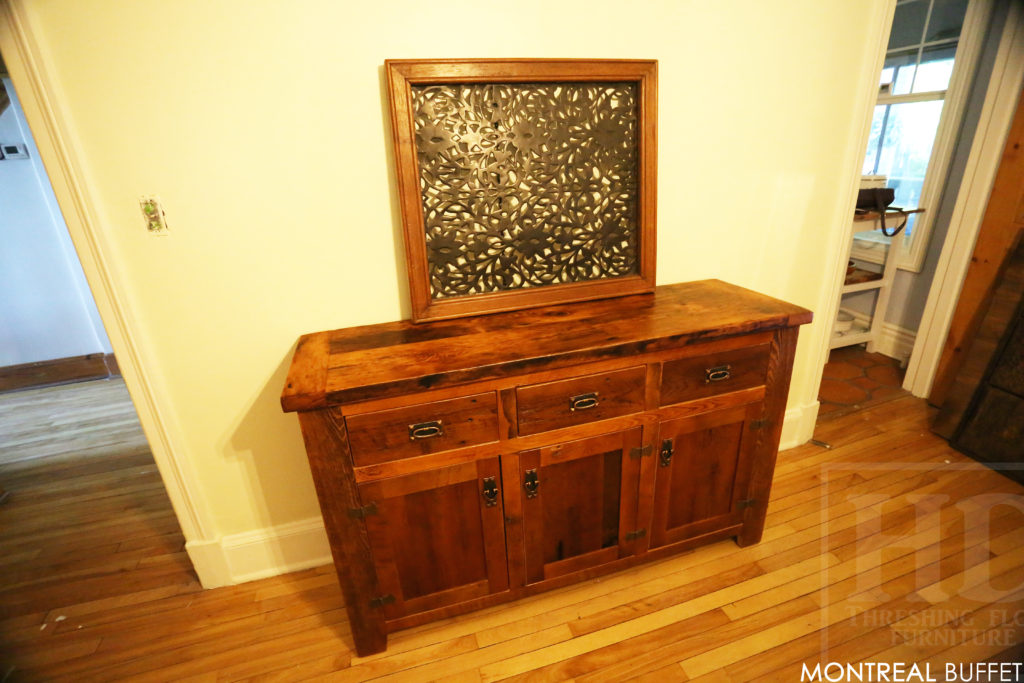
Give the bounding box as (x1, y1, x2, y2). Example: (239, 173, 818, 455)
(386, 59, 658, 322)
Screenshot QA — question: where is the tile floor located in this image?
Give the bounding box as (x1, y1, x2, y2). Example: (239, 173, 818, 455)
(817, 345, 906, 419)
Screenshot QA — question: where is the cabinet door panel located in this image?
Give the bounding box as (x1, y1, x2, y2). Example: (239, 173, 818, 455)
(650, 403, 760, 549)
(358, 457, 508, 619)
(519, 428, 643, 584)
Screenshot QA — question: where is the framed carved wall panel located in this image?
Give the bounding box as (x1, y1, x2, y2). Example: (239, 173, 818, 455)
(386, 59, 658, 322)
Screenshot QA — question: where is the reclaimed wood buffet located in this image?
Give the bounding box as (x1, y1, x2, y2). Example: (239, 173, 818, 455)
(281, 280, 811, 655)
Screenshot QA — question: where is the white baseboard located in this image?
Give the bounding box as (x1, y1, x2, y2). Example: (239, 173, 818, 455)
(185, 517, 331, 588)
(779, 400, 819, 451)
(840, 308, 917, 363)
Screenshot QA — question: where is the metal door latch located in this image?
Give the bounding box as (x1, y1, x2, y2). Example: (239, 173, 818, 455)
(659, 439, 674, 468)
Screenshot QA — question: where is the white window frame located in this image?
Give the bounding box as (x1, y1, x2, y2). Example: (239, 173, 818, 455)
(853, 0, 994, 272)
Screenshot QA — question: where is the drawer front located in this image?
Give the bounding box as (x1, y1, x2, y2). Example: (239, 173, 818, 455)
(346, 393, 498, 466)
(660, 343, 770, 406)
(517, 366, 646, 437)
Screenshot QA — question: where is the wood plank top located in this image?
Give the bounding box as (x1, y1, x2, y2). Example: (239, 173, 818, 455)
(281, 280, 812, 412)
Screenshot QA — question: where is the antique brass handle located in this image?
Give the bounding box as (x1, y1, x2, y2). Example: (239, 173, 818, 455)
(705, 365, 732, 383)
(481, 477, 499, 507)
(659, 439, 674, 468)
(523, 469, 539, 498)
(408, 420, 444, 440)
(569, 392, 599, 411)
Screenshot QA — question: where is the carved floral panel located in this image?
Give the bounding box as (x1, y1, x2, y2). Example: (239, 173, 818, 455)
(410, 82, 640, 300)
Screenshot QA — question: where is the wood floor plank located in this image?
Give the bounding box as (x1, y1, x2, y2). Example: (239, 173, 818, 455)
(0, 378, 147, 465)
(728, 485, 1024, 623)
(680, 589, 896, 677)
(724, 529, 1024, 681)
(343, 626, 569, 682)
(248, 632, 475, 683)
(107, 622, 355, 682)
(682, 534, 1024, 679)
(487, 609, 734, 683)
(565, 561, 764, 638)
(2, 385, 1022, 680)
(732, 597, 926, 682)
(872, 590, 1024, 672)
(626, 662, 690, 682)
(766, 443, 952, 528)
(525, 597, 818, 683)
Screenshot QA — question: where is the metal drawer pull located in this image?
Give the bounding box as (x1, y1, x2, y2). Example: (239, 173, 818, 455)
(408, 420, 444, 440)
(481, 477, 499, 507)
(659, 439, 674, 468)
(705, 365, 732, 383)
(569, 392, 599, 411)
(524, 469, 539, 498)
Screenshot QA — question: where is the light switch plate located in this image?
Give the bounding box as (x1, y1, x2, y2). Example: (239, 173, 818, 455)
(0, 143, 28, 159)
(139, 196, 169, 236)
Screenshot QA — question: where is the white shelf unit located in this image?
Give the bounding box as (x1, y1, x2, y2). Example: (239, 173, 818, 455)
(830, 210, 921, 352)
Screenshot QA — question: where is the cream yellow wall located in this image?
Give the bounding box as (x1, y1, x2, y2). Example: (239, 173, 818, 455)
(11, 0, 888, 582)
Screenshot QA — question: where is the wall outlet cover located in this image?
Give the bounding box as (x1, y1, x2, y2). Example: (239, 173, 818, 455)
(0, 143, 28, 159)
(139, 196, 169, 236)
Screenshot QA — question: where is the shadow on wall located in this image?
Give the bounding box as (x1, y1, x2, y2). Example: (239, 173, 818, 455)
(217, 66, 412, 579)
(227, 343, 329, 576)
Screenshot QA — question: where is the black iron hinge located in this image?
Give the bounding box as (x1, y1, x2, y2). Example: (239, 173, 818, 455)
(737, 498, 756, 510)
(348, 502, 378, 519)
(625, 528, 647, 541)
(751, 418, 770, 430)
(629, 445, 653, 460)
(369, 594, 396, 608)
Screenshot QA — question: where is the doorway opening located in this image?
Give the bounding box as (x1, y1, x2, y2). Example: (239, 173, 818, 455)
(818, 0, 1012, 421)
(0, 58, 197, 676)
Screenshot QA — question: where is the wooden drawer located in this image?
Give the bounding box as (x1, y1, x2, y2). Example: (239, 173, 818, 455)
(660, 343, 770, 406)
(345, 393, 498, 466)
(517, 366, 646, 436)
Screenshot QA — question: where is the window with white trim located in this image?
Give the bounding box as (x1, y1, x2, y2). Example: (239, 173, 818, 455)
(858, 0, 987, 272)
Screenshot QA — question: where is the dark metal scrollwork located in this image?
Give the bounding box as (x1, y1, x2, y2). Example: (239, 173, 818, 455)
(410, 82, 640, 300)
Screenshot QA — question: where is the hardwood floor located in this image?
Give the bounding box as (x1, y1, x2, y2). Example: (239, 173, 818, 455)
(1, 384, 1022, 681)
(0, 379, 147, 466)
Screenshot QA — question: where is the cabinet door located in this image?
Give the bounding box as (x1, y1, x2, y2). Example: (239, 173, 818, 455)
(356, 457, 508, 620)
(516, 428, 643, 585)
(649, 403, 760, 549)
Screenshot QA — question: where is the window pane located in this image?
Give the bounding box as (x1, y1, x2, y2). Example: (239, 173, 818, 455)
(903, 213, 920, 239)
(874, 100, 945, 211)
(913, 44, 957, 92)
(863, 105, 887, 175)
(926, 0, 968, 42)
(889, 0, 928, 49)
(885, 49, 918, 95)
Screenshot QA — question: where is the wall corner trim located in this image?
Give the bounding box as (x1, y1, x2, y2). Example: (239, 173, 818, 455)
(186, 517, 332, 588)
(799, 0, 899, 424)
(184, 538, 234, 589)
(779, 400, 820, 452)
